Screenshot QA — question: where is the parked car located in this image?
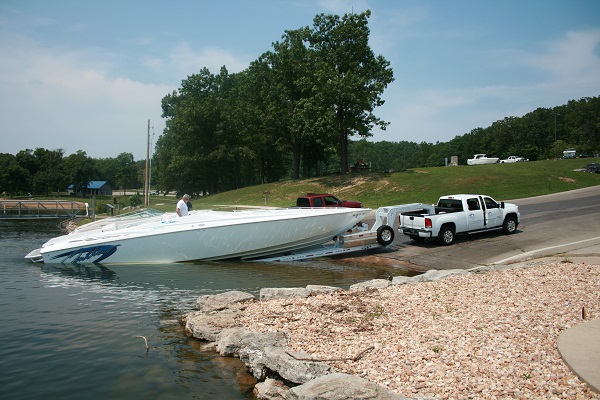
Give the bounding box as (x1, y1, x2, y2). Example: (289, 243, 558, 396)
(563, 148, 576, 158)
(500, 156, 528, 163)
(585, 163, 600, 173)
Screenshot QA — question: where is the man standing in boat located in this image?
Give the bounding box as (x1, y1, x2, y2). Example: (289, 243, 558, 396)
(176, 194, 190, 217)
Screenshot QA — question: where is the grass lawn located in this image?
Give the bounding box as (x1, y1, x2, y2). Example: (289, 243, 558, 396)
(26, 157, 600, 214)
(186, 157, 599, 210)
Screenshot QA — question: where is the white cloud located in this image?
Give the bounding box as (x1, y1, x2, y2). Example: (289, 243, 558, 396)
(168, 42, 252, 76)
(317, 0, 371, 15)
(531, 30, 600, 84)
(0, 29, 259, 159)
(142, 42, 254, 84)
(0, 34, 170, 159)
(493, 29, 600, 88)
(373, 28, 600, 143)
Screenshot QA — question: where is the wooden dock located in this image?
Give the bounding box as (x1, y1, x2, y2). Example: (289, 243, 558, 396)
(0, 200, 87, 220)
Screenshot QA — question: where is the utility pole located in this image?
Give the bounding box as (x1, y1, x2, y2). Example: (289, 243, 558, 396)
(144, 119, 150, 207)
(149, 126, 155, 194)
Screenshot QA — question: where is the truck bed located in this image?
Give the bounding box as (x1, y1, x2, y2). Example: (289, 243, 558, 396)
(401, 206, 463, 217)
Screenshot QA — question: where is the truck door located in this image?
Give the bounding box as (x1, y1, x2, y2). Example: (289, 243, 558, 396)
(466, 197, 485, 231)
(482, 196, 503, 227)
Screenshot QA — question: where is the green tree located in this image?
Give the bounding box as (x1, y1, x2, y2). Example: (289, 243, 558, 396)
(223, 66, 286, 184)
(0, 153, 30, 196)
(31, 148, 65, 195)
(63, 151, 97, 197)
(114, 152, 138, 193)
(14, 149, 37, 193)
(308, 10, 394, 173)
(265, 27, 329, 179)
(159, 67, 235, 195)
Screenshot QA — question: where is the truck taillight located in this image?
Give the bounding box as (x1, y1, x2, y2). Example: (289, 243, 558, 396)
(425, 218, 432, 228)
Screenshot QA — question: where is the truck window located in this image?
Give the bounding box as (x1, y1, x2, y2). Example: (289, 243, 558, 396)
(296, 198, 310, 207)
(483, 197, 499, 209)
(467, 198, 480, 211)
(324, 196, 339, 206)
(437, 199, 463, 211)
(313, 197, 323, 207)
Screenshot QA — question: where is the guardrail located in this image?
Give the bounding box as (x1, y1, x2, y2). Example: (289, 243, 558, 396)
(0, 200, 86, 220)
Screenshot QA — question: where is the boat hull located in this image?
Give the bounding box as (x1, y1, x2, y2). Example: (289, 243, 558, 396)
(32, 208, 371, 264)
(467, 154, 499, 165)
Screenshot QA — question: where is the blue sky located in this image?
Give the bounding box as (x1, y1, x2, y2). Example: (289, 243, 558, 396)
(1, 0, 599, 160)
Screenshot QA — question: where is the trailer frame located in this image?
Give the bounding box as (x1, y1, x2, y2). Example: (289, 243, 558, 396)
(256, 203, 431, 262)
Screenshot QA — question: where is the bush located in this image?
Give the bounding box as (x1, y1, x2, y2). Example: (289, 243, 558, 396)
(128, 194, 142, 207)
(95, 201, 107, 214)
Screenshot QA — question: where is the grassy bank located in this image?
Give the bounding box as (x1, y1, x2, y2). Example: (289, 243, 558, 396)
(23, 158, 597, 214)
(184, 158, 599, 210)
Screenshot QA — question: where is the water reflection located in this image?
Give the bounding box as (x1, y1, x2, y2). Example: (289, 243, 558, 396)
(41, 263, 118, 280)
(2, 220, 421, 400)
(38, 256, 417, 297)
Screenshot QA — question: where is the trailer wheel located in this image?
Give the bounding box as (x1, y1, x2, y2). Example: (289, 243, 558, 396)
(438, 225, 455, 246)
(502, 215, 518, 234)
(376, 225, 395, 246)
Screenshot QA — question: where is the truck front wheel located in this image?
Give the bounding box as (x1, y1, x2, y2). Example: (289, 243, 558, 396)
(376, 225, 395, 246)
(438, 225, 455, 245)
(502, 216, 518, 234)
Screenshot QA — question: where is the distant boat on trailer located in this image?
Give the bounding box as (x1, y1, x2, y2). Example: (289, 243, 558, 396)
(467, 154, 499, 165)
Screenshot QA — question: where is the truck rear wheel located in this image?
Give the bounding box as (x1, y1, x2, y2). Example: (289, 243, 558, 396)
(502, 215, 518, 234)
(376, 225, 395, 246)
(438, 225, 455, 245)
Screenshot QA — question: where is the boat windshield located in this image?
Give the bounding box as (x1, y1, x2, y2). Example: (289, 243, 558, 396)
(114, 208, 164, 219)
(72, 208, 164, 233)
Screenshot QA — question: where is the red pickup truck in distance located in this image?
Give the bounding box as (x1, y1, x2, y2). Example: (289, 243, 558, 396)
(295, 193, 363, 208)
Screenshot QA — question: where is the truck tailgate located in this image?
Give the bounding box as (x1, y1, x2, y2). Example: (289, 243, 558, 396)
(400, 214, 426, 229)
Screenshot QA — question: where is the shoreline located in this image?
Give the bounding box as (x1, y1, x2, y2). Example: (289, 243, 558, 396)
(184, 260, 599, 399)
(239, 261, 599, 398)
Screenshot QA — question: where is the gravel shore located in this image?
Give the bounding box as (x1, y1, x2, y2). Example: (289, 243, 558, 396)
(237, 262, 599, 399)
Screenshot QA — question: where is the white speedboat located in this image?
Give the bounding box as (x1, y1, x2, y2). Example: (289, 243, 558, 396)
(467, 154, 499, 165)
(25, 207, 370, 264)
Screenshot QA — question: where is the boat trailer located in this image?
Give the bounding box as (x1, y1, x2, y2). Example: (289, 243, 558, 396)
(256, 203, 430, 262)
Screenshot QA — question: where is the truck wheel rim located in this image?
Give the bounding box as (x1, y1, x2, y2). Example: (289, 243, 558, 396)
(507, 220, 516, 232)
(443, 231, 453, 243)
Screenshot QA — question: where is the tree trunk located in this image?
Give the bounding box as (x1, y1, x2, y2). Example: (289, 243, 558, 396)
(292, 141, 301, 179)
(339, 128, 349, 174)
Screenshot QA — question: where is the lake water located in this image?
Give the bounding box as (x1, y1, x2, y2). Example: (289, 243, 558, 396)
(0, 220, 413, 399)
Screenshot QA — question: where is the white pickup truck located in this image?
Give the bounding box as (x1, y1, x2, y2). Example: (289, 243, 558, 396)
(500, 156, 528, 163)
(399, 194, 520, 245)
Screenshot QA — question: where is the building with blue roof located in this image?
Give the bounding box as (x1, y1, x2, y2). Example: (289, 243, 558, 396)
(67, 181, 113, 196)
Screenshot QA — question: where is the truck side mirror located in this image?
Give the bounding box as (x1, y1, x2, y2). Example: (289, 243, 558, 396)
(501, 201, 505, 209)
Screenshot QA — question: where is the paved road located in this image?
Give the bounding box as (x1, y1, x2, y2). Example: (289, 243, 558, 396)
(367, 185, 600, 271)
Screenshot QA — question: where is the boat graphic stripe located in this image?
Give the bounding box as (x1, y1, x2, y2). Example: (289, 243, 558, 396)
(50, 245, 120, 263)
